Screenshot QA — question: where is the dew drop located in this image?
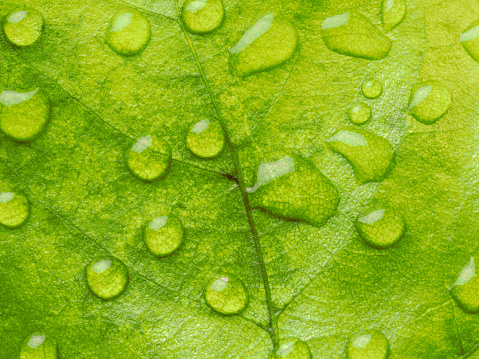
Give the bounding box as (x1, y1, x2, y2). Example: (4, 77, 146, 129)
(105, 9, 151, 56)
(204, 273, 248, 315)
(326, 127, 396, 184)
(408, 80, 452, 125)
(460, 21, 479, 63)
(3, 7, 44, 47)
(382, 0, 406, 31)
(20, 332, 58, 359)
(321, 9, 391, 60)
(268, 337, 312, 358)
(0, 192, 30, 229)
(355, 207, 405, 249)
(348, 103, 372, 125)
(229, 13, 298, 78)
(346, 330, 390, 359)
(85, 256, 129, 300)
(182, 0, 224, 34)
(361, 80, 383, 99)
(186, 119, 224, 158)
(125, 134, 172, 182)
(449, 257, 479, 313)
(144, 215, 185, 257)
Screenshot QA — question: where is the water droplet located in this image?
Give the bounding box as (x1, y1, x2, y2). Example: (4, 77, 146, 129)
(204, 273, 248, 315)
(348, 103, 372, 125)
(229, 13, 298, 78)
(346, 330, 390, 359)
(85, 256, 129, 300)
(355, 207, 405, 249)
(182, 0, 224, 34)
(408, 80, 452, 125)
(3, 7, 44, 47)
(326, 127, 396, 184)
(247, 153, 340, 228)
(105, 9, 151, 56)
(0, 88, 51, 142)
(382, 0, 406, 31)
(361, 80, 383, 99)
(268, 337, 312, 358)
(0, 192, 30, 229)
(460, 21, 479, 63)
(321, 9, 391, 60)
(20, 332, 59, 359)
(125, 134, 172, 182)
(186, 119, 224, 158)
(449, 257, 479, 313)
(143, 215, 185, 257)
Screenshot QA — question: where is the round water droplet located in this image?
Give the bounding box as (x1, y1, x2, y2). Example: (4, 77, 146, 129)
(186, 119, 224, 158)
(449, 257, 479, 313)
(229, 13, 298, 78)
(355, 207, 405, 249)
(382, 0, 406, 31)
(105, 9, 151, 56)
(3, 7, 44, 47)
(346, 330, 390, 359)
(144, 215, 185, 257)
(181, 0, 224, 34)
(0, 192, 30, 229)
(348, 103, 372, 125)
(204, 273, 248, 315)
(0, 88, 51, 142)
(321, 9, 391, 60)
(460, 21, 479, 63)
(268, 337, 312, 358)
(361, 80, 383, 99)
(20, 332, 59, 359)
(408, 80, 452, 125)
(85, 257, 129, 300)
(125, 134, 172, 182)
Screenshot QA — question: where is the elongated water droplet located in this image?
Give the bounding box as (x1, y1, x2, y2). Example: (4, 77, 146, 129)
(20, 332, 59, 359)
(361, 79, 383, 99)
(348, 103, 372, 125)
(321, 9, 391, 60)
(204, 273, 248, 315)
(450, 257, 479, 313)
(186, 119, 224, 158)
(105, 9, 151, 56)
(182, 0, 224, 34)
(355, 207, 405, 249)
(3, 7, 44, 47)
(408, 80, 452, 125)
(0, 88, 51, 142)
(248, 153, 340, 228)
(144, 215, 185, 257)
(382, 0, 406, 31)
(125, 134, 172, 182)
(460, 21, 479, 63)
(346, 330, 390, 359)
(0, 192, 30, 229)
(229, 13, 298, 78)
(268, 337, 312, 358)
(326, 127, 396, 184)
(85, 257, 129, 300)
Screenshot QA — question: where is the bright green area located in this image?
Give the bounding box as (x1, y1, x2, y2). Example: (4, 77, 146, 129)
(204, 273, 249, 315)
(355, 207, 405, 249)
(19, 332, 59, 359)
(0, 191, 30, 228)
(143, 214, 185, 257)
(348, 102, 372, 125)
(3, 7, 43, 47)
(268, 337, 311, 358)
(181, 0, 224, 34)
(346, 330, 390, 359)
(408, 80, 452, 125)
(84, 257, 129, 300)
(186, 118, 225, 158)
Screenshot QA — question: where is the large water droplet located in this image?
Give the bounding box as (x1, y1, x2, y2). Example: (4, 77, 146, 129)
(204, 273, 248, 315)
(346, 330, 390, 359)
(355, 207, 405, 249)
(3, 7, 44, 47)
(85, 257, 129, 300)
(186, 119, 224, 158)
(449, 257, 479, 313)
(144, 215, 185, 257)
(229, 13, 298, 78)
(0, 88, 51, 142)
(0, 192, 30, 229)
(460, 21, 479, 63)
(20, 332, 59, 359)
(326, 127, 396, 184)
(247, 153, 340, 228)
(382, 0, 406, 31)
(182, 0, 224, 34)
(268, 337, 312, 358)
(125, 134, 172, 182)
(408, 80, 452, 125)
(105, 9, 151, 56)
(361, 79, 383, 99)
(348, 103, 372, 125)
(321, 9, 391, 60)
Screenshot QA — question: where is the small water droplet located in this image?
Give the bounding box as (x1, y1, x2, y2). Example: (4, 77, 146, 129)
(3, 7, 44, 47)
(382, 0, 406, 31)
(449, 257, 479, 313)
(460, 21, 479, 63)
(85, 257, 129, 300)
(186, 119, 224, 158)
(182, 0, 224, 34)
(355, 207, 405, 249)
(20, 332, 58, 359)
(204, 273, 248, 315)
(321, 9, 391, 60)
(326, 127, 396, 184)
(348, 103, 372, 125)
(346, 330, 390, 359)
(408, 80, 452, 125)
(361, 80, 383, 99)
(268, 337, 311, 358)
(144, 215, 185, 257)
(229, 13, 298, 78)
(0, 192, 30, 229)
(105, 9, 151, 56)
(125, 134, 172, 182)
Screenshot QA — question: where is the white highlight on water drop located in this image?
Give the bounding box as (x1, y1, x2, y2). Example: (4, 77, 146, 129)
(111, 12, 133, 32)
(27, 335, 46, 348)
(409, 85, 432, 109)
(351, 105, 362, 114)
(246, 155, 295, 193)
(210, 277, 229, 291)
(0, 88, 39, 106)
(92, 260, 112, 274)
(8, 11, 28, 24)
(451, 257, 475, 288)
(461, 25, 479, 42)
(276, 342, 295, 356)
(352, 334, 371, 349)
(321, 12, 350, 30)
(230, 13, 274, 54)
(149, 216, 168, 230)
(131, 135, 152, 153)
(358, 209, 385, 224)
(186, 0, 207, 12)
(385, 0, 395, 12)
(0, 192, 15, 204)
(191, 119, 210, 134)
(326, 130, 368, 147)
